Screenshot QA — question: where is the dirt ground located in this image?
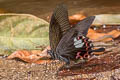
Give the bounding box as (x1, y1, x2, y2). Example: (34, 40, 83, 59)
(0, 0, 120, 80)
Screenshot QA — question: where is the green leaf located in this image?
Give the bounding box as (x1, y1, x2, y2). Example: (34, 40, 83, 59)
(0, 13, 49, 55)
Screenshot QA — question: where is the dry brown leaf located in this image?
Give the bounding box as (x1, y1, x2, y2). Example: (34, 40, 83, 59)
(69, 13, 86, 24)
(87, 29, 120, 41)
(7, 46, 52, 64)
(7, 50, 41, 63)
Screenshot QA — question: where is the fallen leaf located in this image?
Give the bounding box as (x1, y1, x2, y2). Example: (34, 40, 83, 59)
(87, 29, 120, 41)
(7, 50, 41, 63)
(69, 13, 86, 24)
(0, 13, 49, 55)
(7, 46, 53, 64)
